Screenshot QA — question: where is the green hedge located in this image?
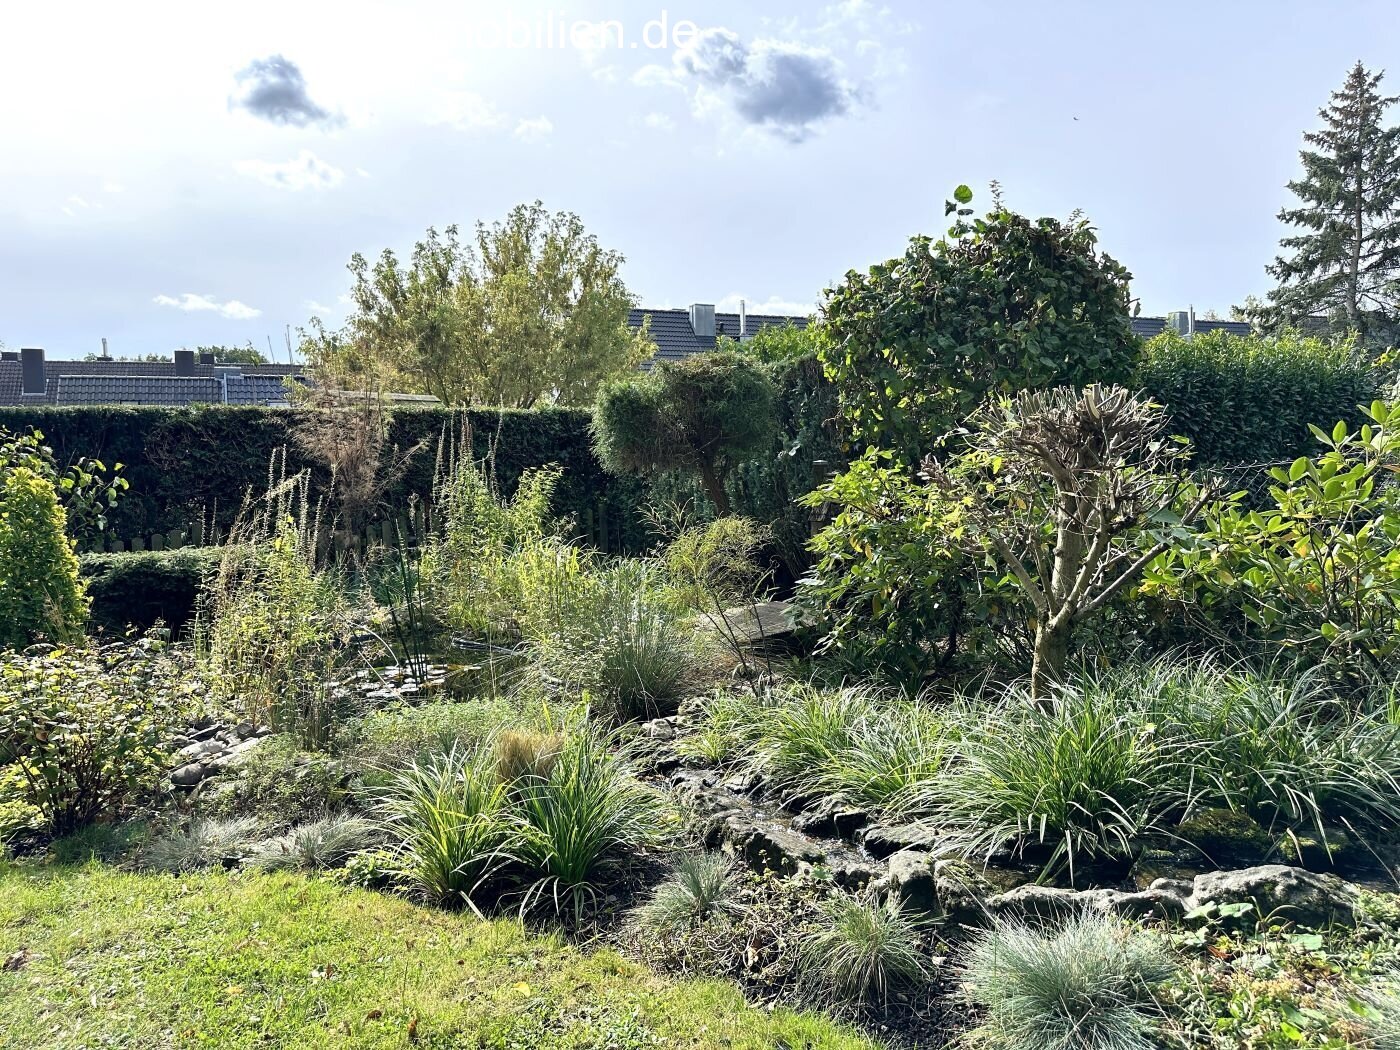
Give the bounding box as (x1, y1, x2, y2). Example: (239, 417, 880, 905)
(81, 548, 222, 635)
(0, 405, 649, 552)
(1135, 329, 1379, 466)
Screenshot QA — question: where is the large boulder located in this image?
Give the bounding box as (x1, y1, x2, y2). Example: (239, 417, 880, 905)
(719, 815, 827, 876)
(879, 850, 938, 913)
(790, 796, 869, 839)
(860, 821, 946, 859)
(985, 880, 1191, 924)
(1186, 865, 1361, 928)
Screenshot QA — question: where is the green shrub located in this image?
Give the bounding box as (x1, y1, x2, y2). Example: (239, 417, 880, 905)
(0, 641, 196, 833)
(1135, 328, 1376, 466)
(514, 546, 701, 721)
(0, 405, 648, 551)
(821, 189, 1139, 466)
(662, 516, 770, 611)
(375, 743, 511, 908)
(81, 548, 220, 635)
(797, 892, 931, 1006)
(0, 466, 88, 649)
(343, 697, 523, 775)
(960, 914, 1176, 1050)
(200, 735, 351, 824)
(1148, 402, 1400, 685)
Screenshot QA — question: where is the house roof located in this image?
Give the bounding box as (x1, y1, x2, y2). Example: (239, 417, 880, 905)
(629, 307, 810, 366)
(55, 375, 225, 406)
(0, 359, 304, 407)
(1131, 317, 1252, 340)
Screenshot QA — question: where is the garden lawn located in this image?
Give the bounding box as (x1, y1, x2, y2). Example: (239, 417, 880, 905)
(0, 862, 874, 1050)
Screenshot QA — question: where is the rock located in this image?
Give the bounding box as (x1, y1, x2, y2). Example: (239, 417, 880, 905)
(205, 737, 264, 774)
(721, 771, 763, 795)
(638, 717, 682, 742)
(882, 850, 938, 913)
(721, 816, 827, 876)
(170, 762, 209, 788)
(933, 860, 994, 926)
(1186, 865, 1361, 928)
(860, 821, 945, 859)
(985, 880, 1190, 924)
(791, 796, 869, 839)
(830, 860, 884, 891)
(233, 721, 256, 739)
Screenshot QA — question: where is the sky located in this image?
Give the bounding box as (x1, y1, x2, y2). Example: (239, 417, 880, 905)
(1, 0, 1397, 360)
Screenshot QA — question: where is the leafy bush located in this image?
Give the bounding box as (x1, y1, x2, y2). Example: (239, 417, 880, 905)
(247, 814, 380, 871)
(344, 697, 524, 775)
(820, 187, 1139, 466)
(0, 466, 88, 650)
(960, 914, 1177, 1050)
(1149, 402, 1400, 685)
(799, 451, 1019, 683)
(797, 892, 931, 1006)
(0, 640, 196, 833)
(375, 743, 511, 908)
(0, 424, 127, 542)
(631, 854, 739, 937)
(594, 351, 776, 517)
(81, 548, 220, 636)
(662, 516, 770, 611)
(144, 816, 261, 873)
(1135, 328, 1376, 466)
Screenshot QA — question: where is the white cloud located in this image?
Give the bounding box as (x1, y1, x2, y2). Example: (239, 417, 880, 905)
(642, 112, 675, 131)
(236, 150, 345, 191)
(153, 293, 261, 320)
(513, 116, 554, 143)
(429, 91, 506, 131)
(305, 299, 337, 316)
(716, 292, 815, 317)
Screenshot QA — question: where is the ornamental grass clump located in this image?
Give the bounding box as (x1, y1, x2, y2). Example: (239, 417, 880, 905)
(796, 892, 932, 1006)
(631, 853, 740, 937)
(960, 914, 1177, 1050)
(248, 814, 380, 872)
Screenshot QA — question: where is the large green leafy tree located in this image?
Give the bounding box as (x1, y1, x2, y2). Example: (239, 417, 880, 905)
(820, 187, 1139, 467)
(306, 202, 655, 406)
(1260, 62, 1400, 342)
(593, 351, 776, 517)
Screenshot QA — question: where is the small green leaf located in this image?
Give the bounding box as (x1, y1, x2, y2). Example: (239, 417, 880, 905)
(953, 184, 973, 204)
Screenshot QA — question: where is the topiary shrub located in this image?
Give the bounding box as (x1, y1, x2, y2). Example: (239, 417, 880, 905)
(0, 466, 88, 650)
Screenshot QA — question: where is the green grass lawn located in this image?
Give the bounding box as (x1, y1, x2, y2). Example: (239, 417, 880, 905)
(0, 862, 876, 1049)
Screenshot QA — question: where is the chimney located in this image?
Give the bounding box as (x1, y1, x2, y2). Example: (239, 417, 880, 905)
(99, 337, 111, 361)
(739, 299, 748, 340)
(20, 347, 45, 396)
(0, 350, 18, 362)
(1168, 310, 1191, 337)
(174, 349, 195, 376)
(198, 351, 216, 366)
(688, 303, 716, 339)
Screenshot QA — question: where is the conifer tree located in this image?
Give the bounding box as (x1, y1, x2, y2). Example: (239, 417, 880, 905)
(1263, 62, 1400, 341)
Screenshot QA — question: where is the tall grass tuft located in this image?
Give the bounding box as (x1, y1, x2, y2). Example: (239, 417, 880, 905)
(960, 913, 1177, 1050)
(925, 686, 1165, 881)
(375, 743, 511, 908)
(797, 892, 932, 1006)
(514, 728, 666, 918)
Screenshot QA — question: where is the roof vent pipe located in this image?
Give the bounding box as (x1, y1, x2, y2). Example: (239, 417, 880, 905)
(740, 299, 748, 339)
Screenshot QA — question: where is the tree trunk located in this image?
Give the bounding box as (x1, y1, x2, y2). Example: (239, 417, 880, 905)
(698, 460, 732, 517)
(1030, 618, 1071, 704)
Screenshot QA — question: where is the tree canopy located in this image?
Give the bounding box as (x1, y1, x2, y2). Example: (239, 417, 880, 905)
(303, 202, 655, 406)
(820, 187, 1139, 466)
(593, 351, 776, 517)
(1259, 61, 1400, 343)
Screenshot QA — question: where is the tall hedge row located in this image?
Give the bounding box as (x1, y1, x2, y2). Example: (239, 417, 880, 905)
(1135, 329, 1379, 466)
(0, 405, 649, 551)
